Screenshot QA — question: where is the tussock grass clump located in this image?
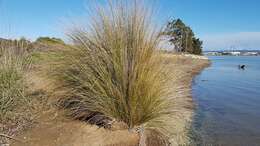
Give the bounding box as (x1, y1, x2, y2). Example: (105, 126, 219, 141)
(54, 0, 176, 142)
(0, 44, 32, 123)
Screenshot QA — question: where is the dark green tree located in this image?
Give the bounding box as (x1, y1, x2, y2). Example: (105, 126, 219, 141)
(163, 18, 203, 55)
(192, 38, 203, 55)
(163, 19, 186, 52)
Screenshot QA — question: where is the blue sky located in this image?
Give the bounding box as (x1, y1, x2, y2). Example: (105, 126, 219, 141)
(0, 0, 260, 50)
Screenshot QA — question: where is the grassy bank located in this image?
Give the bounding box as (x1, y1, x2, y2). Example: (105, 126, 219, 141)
(0, 39, 209, 146)
(1, 1, 210, 146)
(160, 54, 210, 145)
(8, 52, 209, 146)
(0, 38, 67, 144)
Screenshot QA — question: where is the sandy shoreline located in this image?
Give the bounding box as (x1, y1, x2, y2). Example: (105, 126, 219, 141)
(2, 54, 210, 146)
(162, 54, 210, 145)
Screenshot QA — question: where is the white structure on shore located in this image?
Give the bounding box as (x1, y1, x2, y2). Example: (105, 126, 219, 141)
(243, 52, 258, 56)
(204, 50, 260, 56)
(229, 51, 241, 56)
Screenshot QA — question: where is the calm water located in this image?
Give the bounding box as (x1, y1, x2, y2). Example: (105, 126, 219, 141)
(192, 56, 260, 146)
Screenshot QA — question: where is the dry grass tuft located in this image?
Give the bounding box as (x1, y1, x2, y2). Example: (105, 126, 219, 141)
(51, 0, 179, 144)
(0, 43, 32, 122)
(0, 42, 33, 144)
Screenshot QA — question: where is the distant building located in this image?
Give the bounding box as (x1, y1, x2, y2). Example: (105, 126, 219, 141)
(204, 52, 221, 56)
(243, 52, 258, 56)
(230, 52, 241, 56)
(203, 50, 260, 56)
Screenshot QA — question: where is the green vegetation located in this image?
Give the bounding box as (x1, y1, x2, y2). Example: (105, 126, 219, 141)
(51, 1, 175, 142)
(163, 19, 203, 55)
(0, 44, 32, 123)
(36, 37, 65, 44)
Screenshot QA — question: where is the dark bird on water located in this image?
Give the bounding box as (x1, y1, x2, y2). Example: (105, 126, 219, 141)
(238, 65, 245, 69)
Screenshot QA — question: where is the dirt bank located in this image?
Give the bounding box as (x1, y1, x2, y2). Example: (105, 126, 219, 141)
(5, 54, 209, 146)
